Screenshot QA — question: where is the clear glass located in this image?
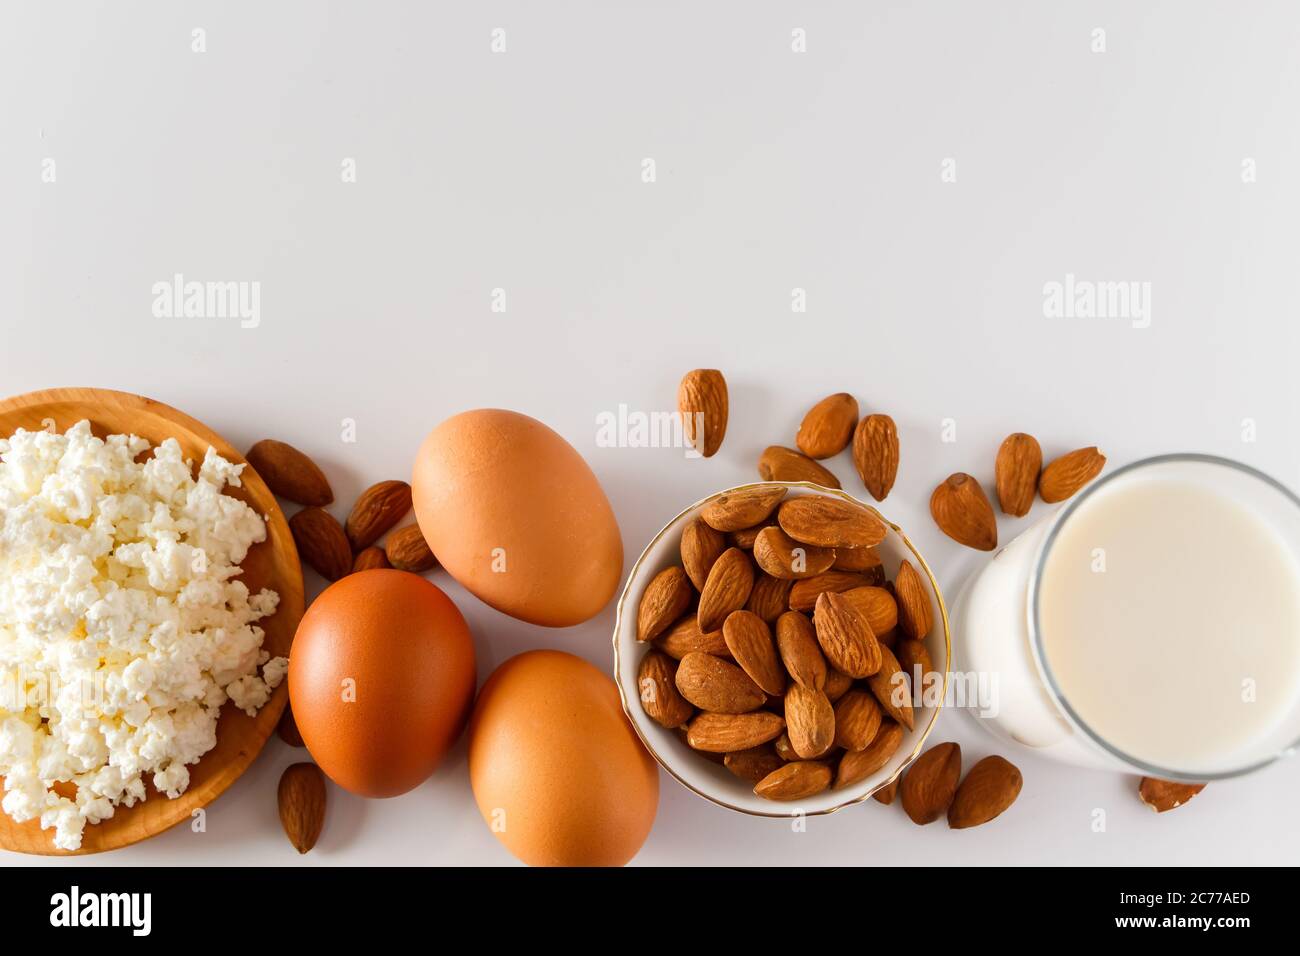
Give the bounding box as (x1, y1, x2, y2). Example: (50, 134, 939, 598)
(1027, 455, 1300, 781)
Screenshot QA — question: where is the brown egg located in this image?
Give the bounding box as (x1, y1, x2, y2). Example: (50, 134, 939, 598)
(289, 570, 476, 797)
(469, 650, 659, 866)
(411, 409, 622, 627)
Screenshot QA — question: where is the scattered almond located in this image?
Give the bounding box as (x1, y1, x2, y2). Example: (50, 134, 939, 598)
(385, 523, 437, 572)
(784, 684, 835, 758)
(637, 565, 694, 642)
(289, 507, 352, 581)
(697, 547, 755, 632)
(775, 611, 827, 690)
(812, 591, 882, 678)
(930, 473, 997, 551)
(637, 650, 694, 729)
(995, 433, 1042, 517)
(839, 586, 898, 637)
(351, 546, 390, 573)
(872, 779, 899, 805)
(277, 762, 327, 854)
(900, 742, 961, 825)
(778, 496, 887, 549)
(893, 559, 933, 640)
(755, 761, 832, 801)
(701, 486, 787, 533)
(948, 755, 1023, 829)
(834, 721, 903, 789)
(246, 439, 333, 507)
(723, 610, 787, 696)
(758, 445, 841, 488)
(796, 393, 859, 459)
(681, 516, 727, 591)
(678, 369, 729, 458)
(655, 614, 731, 660)
(832, 689, 882, 751)
(746, 574, 794, 623)
(686, 711, 786, 752)
(852, 414, 899, 502)
(675, 652, 765, 714)
(1040, 446, 1107, 503)
(1138, 777, 1206, 813)
(753, 525, 836, 580)
(723, 745, 785, 784)
(345, 480, 412, 551)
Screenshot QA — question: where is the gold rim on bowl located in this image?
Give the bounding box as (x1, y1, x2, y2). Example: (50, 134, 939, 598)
(612, 481, 952, 817)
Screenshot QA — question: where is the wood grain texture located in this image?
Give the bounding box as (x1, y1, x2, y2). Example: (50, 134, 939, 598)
(0, 387, 305, 855)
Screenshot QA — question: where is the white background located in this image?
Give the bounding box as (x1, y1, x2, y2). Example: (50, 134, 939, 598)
(3, 0, 1299, 866)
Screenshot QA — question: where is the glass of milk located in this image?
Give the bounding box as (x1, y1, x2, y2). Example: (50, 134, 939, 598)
(951, 454, 1300, 781)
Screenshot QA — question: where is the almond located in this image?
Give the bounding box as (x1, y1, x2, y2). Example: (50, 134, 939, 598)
(655, 614, 730, 660)
(723, 745, 786, 784)
(637, 565, 694, 642)
(995, 433, 1042, 517)
(775, 611, 827, 690)
(246, 439, 334, 506)
(900, 741, 961, 825)
(385, 523, 437, 572)
(277, 762, 327, 854)
(784, 684, 835, 758)
(637, 650, 694, 729)
(1040, 446, 1107, 503)
(866, 643, 915, 731)
(345, 480, 412, 551)
(796, 393, 859, 459)
(681, 516, 727, 591)
(746, 574, 794, 623)
(834, 720, 903, 789)
(678, 726, 726, 764)
(730, 522, 774, 550)
(948, 755, 1023, 828)
(812, 591, 882, 678)
(852, 414, 899, 501)
(675, 652, 765, 713)
(752, 525, 836, 580)
(754, 761, 832, 801)
(839, 586, 898, 637)
(697, 547, 755, 632)
(758, 446, 841, 489)
(896, 639, 937, 697)
(773, 732, 797, 761)
(824, 667, 853, 703)
(831, 546, 883, 578)
(872, 779, 899, 805)
(788, 570, 874, 612)
(893, 559, 933, 640)
(722, 610, 786, 695)
(289, 507, 352, 581)
(930, 473, 998, 551)
(277, 705, 305, 748)
(832, 689, 883, 751)
(778, 496, 887, 549)
(686, 711, 786, 752)
(1138, 777, 1206, 813)
(701, 487, 787, 533)
(351, 546, 390, 573)
(679, 369, 729, 458)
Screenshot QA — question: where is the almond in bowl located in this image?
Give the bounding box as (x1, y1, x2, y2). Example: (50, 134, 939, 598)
(613, 482, 950, 817)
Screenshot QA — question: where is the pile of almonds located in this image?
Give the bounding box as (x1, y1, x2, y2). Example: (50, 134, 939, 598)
(636, 484, 943, 804)
(243, 437, 442, 853)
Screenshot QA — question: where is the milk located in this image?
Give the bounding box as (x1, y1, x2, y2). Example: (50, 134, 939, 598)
(952, 456, 1300, 777)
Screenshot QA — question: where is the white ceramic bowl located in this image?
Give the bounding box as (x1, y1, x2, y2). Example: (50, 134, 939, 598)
(613, 481, 951, 816)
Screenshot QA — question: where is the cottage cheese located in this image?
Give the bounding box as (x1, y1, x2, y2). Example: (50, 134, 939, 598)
(0, 421, 287, 850)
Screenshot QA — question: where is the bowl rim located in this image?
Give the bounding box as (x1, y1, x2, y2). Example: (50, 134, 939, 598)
(612, 480, 952, 817)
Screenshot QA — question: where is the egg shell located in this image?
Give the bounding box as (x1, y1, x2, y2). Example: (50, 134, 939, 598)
(411, 409, 623, 628)
(289, 570, 476, 798)
(468, 650, 659, 867)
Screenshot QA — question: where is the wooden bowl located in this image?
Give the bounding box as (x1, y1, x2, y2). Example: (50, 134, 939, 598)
(0, 387, 304, 854)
